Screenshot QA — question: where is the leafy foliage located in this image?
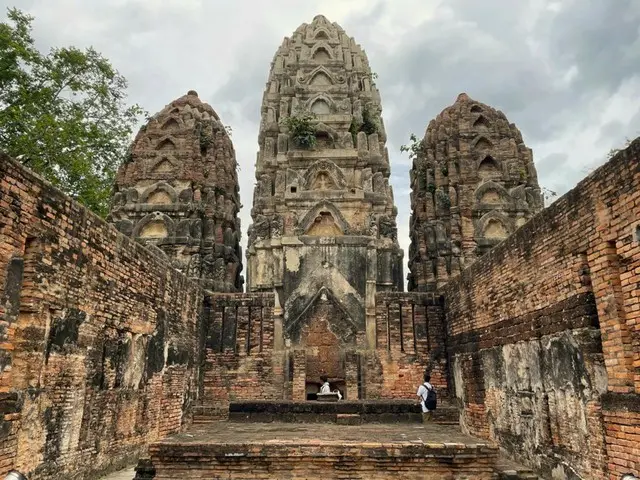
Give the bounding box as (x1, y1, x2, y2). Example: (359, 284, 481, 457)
(0, 8, 146, 217)
(541, 186, 558, 206)
(607, 136, 633, 159)
(349, 103, 380, 144)
(400, 133, 426, 161)
(281, 107, 317, 149)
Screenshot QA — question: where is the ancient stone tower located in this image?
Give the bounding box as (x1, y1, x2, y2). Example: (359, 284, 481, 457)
(108, 90, 243, 292)
(246, 14, 404, 379)
(408, 93, 543, 292)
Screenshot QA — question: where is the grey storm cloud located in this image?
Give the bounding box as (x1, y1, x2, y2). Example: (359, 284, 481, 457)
(3, 0, 640, 281)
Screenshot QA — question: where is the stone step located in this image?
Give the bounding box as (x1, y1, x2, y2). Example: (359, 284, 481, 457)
(146, 422, 500, 479)
(494, 453, 541, 479)
(192, 400, 461, 425)
(336, 413, 361, 425)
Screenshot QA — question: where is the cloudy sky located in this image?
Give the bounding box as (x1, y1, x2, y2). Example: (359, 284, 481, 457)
(4, 0, 640, 282)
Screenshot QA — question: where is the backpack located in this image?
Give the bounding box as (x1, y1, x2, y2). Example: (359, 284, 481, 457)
(422, 383, 437, 410)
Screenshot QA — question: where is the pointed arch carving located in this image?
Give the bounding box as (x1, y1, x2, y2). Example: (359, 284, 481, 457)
(149, 156, 178, 175)
(311, 42, 334, 63)
(297, 201, 351, 236)
(471, 135, 492, 151)
(285, 286, 359, 344)
(474, 181, 510, 205)
(302, 160, 347, 191)
(155, 136, 177, 151)
(477, 155, 502, 180)
(283, 262, 365, 342)
(133, 212, 175, 239)
(473, 115, 491, 131)
(307, 66, 335, 86)
(475, 211, 511, 240)
(306, 93, 335, 112)
(314, 28, 331, 40)
(140, 182, 178, 204)
(310, 98, 331, 114)
(161, 116, 181, 131)
(470, 105, 483, 113)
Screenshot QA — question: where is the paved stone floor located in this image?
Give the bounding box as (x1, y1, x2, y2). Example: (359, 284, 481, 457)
(98, 467, 135, 480)
(158, 421, 491, 447)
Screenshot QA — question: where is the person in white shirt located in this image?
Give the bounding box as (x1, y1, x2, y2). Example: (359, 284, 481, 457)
(320, 375, 342, 400)
(417, 373, 434, 422)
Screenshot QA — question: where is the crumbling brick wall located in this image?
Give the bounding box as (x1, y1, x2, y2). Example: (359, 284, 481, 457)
(365, 292, 448, 400)
(442, 139, 640, 479)
(0, 154, 204, 479)
(200, 293, 286, 409)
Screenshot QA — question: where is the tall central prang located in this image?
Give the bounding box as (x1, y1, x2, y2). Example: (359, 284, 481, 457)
(246, 15, 404, 381)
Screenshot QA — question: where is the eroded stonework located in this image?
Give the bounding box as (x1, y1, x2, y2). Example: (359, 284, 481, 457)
(108, 91, 243, 292)
(408, 93, 543, 292)
(246, 14, 404, 376)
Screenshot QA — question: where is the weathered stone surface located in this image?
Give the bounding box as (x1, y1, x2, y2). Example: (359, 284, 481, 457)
(149, 422, 499, 479)
(108, 91, 243, 292)
(0, 154, 203, 479)
(442, 138, 640, 479)
(245, 14, 404, 399)
(408, 93, 543, 292)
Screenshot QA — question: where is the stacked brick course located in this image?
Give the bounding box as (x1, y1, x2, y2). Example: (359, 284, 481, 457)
(367, 292, 448, 399)
(443, 139, 640, 479)
(197, 291, 447, 412)
(149, 439, 499, 479)
(199, 293, 285, 411)
(0, 154, 203, 479)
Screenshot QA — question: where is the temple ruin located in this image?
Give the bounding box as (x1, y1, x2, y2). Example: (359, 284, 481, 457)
(246, 14, 405, 395)
(408, 93, 543, 292)
(0, 13, 638, 480)
(108, 91, 243, 292)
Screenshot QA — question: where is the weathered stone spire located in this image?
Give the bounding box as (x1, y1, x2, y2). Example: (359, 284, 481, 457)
(408, 93, 543, 292)
(246, 15, 403, 356)
(108, 91, 243, 292)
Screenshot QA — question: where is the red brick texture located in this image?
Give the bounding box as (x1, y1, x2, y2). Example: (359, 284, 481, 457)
(443, 139, 640, 479)
(199, 293, 286, 411)
(0, 155, 203, 479)
(368, 292, 448, 399)
(149, 441, 499, 479)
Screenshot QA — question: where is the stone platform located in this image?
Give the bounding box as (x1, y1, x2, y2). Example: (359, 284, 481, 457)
(147, 422, 499, 479)
(196, 399, 460, 425)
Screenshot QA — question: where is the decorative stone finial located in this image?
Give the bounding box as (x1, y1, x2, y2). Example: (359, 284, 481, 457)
(187, 90, 198, 97)
(456, 93, 470, 102)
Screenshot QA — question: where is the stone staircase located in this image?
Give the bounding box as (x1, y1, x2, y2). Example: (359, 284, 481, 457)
(133, 401, 544, 479)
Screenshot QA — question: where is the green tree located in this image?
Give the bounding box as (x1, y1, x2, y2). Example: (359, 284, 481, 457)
(0, 8, 145, 216)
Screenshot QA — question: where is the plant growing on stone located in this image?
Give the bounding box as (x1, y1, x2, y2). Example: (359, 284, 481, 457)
(541, 186, 558, 206)
(436, 190, 451, 208)
(400, 133, 426, 161)
(196, 120, 215, 154)
(361, 104, 380, 135)
(349, 103, 380, 143)
(0, 8, 146, 217)
(281, 107, 317, 149)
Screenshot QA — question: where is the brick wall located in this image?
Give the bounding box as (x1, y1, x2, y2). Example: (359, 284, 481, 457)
(366, 292, 448, 399)
(0, 154, 204, 479)
(149, 441, 499, 480)
(442, 139, 640, 479)
(200, 293, 286, 408)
